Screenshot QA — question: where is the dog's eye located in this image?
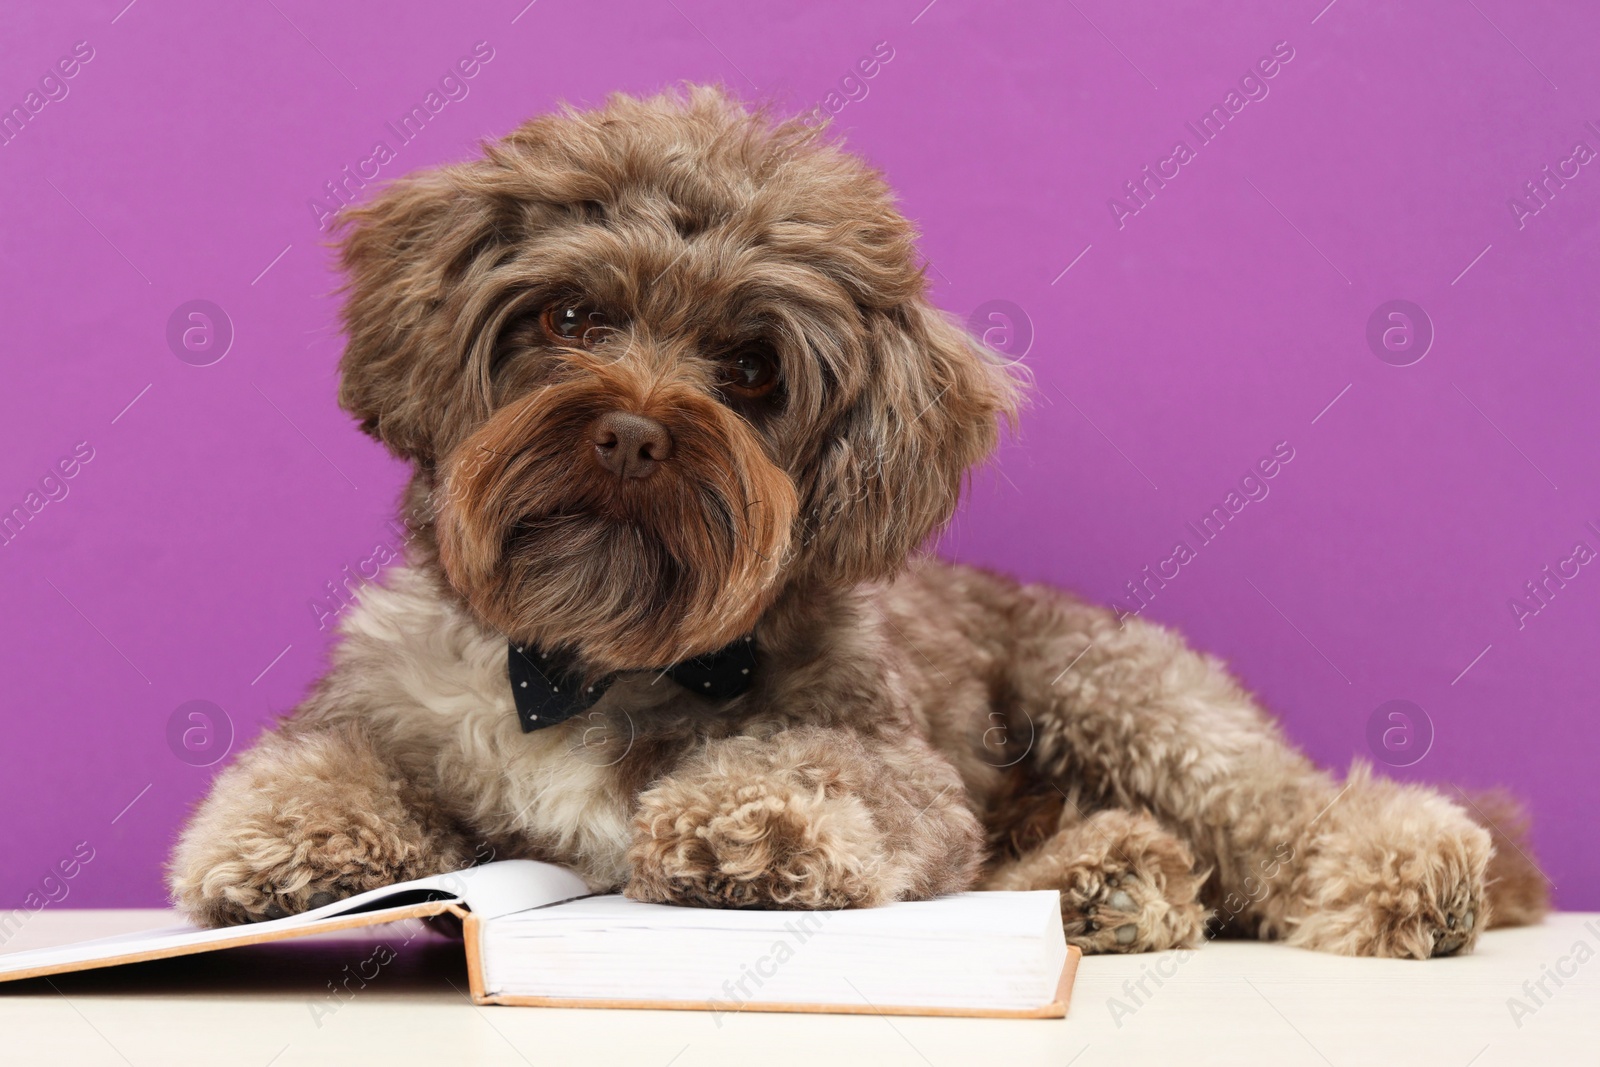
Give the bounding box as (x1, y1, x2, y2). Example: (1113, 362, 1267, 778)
(719, 348, 779, 399)
(540, 304, 610, 347)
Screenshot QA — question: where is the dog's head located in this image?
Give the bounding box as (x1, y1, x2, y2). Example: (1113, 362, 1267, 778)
(336, 86, 1021, 672)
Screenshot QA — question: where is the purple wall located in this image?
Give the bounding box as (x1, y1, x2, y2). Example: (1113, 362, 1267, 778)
(2, 0, 1595, 912)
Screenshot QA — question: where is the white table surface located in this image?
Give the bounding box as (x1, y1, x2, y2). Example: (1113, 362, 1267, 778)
(1, 909, 1595, 1066)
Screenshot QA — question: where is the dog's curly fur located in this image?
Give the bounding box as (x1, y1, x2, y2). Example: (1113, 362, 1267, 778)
(169, 86, 1548, 957)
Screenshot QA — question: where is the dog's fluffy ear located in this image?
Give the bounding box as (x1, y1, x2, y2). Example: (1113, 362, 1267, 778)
(334, 167, 499, 462)
(801, 303, 1023, 584)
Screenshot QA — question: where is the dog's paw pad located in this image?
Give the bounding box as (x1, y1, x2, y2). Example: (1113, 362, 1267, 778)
(1430, 907, 1477, 957)
(1061, 865, 1205, 954)
(1062, 871, 1151, 948)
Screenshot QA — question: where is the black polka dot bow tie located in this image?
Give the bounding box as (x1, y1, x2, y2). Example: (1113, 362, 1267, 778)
(507, 637, 758, 733)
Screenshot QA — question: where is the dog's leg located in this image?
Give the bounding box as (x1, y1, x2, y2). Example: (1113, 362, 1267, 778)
(168, 723, 471, 926)
(1012, 604, 1506, 957)
(984, 808, 1207, 953)
(625, 725, 983, 909)
(1274, 764, 1499, 957)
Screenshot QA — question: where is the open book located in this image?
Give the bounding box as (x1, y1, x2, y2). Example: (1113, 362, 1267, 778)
(0, 860, 1078, 1018)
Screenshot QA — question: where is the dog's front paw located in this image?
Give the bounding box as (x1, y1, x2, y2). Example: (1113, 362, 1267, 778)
(1286, 770, 1491, 958)
(174, 852, 368, 927)
(625, 772, 890, 909)
(168, 730, 468, 926)
(171, 818, 417, 927)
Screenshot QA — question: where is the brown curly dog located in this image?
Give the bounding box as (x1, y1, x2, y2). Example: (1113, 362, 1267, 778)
(170, 86, 1547, 958)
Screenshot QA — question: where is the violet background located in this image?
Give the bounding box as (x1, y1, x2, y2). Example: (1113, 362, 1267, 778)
(2, 0, 1595, 910)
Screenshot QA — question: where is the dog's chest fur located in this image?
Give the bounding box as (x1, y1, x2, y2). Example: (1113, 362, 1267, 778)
(317, 565, 699, 889)
(310, 559, 1042, 889)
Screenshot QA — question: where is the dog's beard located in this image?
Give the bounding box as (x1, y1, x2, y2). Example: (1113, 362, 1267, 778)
(435, 375, 796, 672)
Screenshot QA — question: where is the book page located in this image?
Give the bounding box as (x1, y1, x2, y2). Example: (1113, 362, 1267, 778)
(479, 890, 1067, 1012)
(0, 859, 591, 982)
(497, 890, 1057, 936)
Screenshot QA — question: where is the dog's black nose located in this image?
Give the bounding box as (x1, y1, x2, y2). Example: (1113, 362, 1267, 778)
(591, 411, 672, 479)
